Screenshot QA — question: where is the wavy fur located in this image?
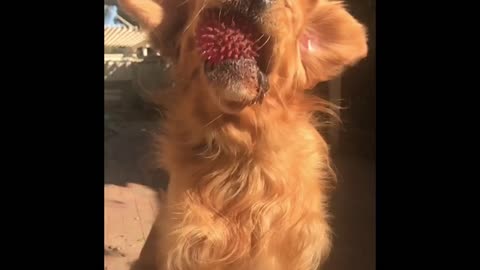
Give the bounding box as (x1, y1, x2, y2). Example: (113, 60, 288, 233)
(120, 0, 368, 269)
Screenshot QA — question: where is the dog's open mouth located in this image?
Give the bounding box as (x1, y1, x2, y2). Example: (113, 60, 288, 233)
(195, 8, 272, 107)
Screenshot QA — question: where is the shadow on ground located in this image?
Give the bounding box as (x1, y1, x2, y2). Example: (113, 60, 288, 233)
(105, 114, 169, 191)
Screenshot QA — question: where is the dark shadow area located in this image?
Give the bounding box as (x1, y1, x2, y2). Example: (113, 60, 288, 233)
(104, 81, 169, 191)
(323, 156, 376, 270)
(104, 118, 169, 190)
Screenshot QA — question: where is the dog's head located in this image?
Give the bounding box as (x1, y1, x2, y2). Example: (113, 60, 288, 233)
(120, 0, 367, 114)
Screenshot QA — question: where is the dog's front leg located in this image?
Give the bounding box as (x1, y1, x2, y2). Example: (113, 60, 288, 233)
(284, 213, 332, 270)
(249, 213, 331, 270)
(155, 196, 239, 270)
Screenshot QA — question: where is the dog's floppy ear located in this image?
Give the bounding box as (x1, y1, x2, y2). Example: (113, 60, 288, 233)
(299, 1, 368, 89)
(118, 0, 189, 58)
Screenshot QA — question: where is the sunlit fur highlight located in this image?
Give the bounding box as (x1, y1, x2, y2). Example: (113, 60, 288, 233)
(120, 0, 367, 269)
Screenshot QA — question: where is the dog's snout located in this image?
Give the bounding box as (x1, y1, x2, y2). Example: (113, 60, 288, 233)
(229, 0, 275, 18)
(249, 0, 274, 15)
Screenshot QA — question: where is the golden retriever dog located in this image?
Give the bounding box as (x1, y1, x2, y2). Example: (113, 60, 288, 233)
(119, 0, 367, 269)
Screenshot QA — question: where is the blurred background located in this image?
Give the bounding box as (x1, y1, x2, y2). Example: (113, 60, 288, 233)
(104, 0, 375, 269)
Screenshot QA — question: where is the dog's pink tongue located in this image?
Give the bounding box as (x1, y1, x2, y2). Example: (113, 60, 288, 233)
(196, 10, 260, 65)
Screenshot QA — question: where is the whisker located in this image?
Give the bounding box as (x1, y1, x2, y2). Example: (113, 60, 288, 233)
(257, 35, 271, 50)
(176, 0, 190, 7)
(202, 113, 224, 129)
(254, 34, 266, 44)
(265, 36, 274, 71)
(183, 0, 207, 33)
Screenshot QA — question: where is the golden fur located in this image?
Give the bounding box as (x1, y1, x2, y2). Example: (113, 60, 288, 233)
(119, 0, 367, 269)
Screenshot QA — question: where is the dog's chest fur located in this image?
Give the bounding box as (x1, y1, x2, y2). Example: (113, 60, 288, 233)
(158, 115, 331, 268)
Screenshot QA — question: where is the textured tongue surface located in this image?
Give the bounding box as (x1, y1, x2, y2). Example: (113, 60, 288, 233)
(196, 9, 261, 65)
